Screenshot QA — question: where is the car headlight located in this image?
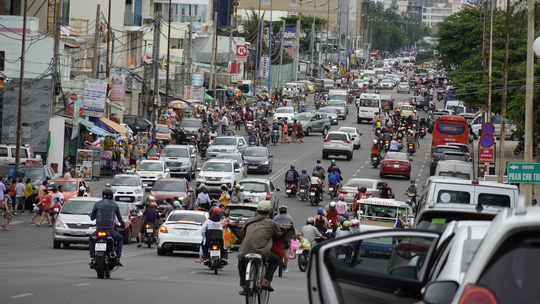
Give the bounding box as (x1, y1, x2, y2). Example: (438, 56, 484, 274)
(55, 218, 64, 228)
(262, 161, 269, 165)
(134, 189, 142, 194)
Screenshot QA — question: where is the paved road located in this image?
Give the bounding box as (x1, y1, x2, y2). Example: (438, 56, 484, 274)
(0, 87, 439, 304)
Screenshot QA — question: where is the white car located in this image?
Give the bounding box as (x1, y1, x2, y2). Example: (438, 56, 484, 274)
(380, 79, 394, 90)
(206, 136, 247, 158)
(339, 178, 383, 203)
(273, 107, 296, 125)
(282, 82, 302, 95)
(196, 158, 244, 195)
(106, 174, 145, 207)
(338, 127, 362, 149)
(322, 131, 353, 160)
(136, 159, 170, 188)
(53, 197, 100, 249)
(396, 82, 410, 93)
(157, 210, 209, 255)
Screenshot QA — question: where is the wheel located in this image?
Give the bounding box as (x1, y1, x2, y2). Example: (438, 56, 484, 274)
(214, 262, 219, 275)
(305, 128, 311, 136)
(186, 172, 192, 181)
(225, 130, 235, 136)
(310, 196, 315, 206)
(380, 172, 385, 178)
(514, 147, 521, 155)
(95, 256, 105, 279)
(347, 152, 352, 161)
(357, 117, 361, 124)
(298, 252, 308, 272)
(157, 246, 166, 256)
(258, 289, 270, 304)
(405, 175, 410, 180)
(53, 240, 61, 249)
(322, 127, 328, 137)
(105, 267, 111, 279)
(245, 261, 257, 304)
(147, 240, 152, 248)
(322, 152, 327, 159)
(125, 228, 132, 244)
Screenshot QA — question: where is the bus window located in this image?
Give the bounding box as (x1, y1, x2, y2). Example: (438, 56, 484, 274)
(431, 115, 468, 156)
(436, 123, 466, 135)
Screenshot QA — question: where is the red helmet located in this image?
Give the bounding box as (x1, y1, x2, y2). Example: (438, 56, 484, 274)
(149, 202, 158, 209)
(210, 207, 220, 215)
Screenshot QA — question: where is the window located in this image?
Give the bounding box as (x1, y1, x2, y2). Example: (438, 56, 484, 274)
(437, 190, 470, 204)
(263, 0, 270, 5)
(478, 193, 510, 208)
(11, 148, 28, 158)
(0, 148, 7, 157)
(436, 123, 465, 135)
(290, 0, 298, 6)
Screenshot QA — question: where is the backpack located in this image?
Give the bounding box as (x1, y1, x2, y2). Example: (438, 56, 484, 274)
(285, 170, 296, 182)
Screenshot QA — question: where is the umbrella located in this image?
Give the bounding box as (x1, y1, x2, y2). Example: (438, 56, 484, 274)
(205, 94, 214, 102)
(168, 100, 188, 110)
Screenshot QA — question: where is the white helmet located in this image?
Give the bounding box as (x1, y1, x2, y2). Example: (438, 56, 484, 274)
(373, 139, 378, 145)
(329, 201, 337, 208)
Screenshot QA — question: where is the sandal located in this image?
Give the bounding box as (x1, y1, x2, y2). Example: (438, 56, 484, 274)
(35, 223, 41, 227)
(137, 244, 142, 247)
(194, 258, 203, 263)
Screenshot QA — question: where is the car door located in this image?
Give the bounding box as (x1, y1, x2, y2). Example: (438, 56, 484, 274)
(237, 138, 246, 153)
(308, 230, 441, 304)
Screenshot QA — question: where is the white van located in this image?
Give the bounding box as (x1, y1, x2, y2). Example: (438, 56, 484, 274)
(356, 93, 381, 123)
(445, 100, 466, 115)
(327, 89, 348, 103)
(434, 160, 474, 180)
(0, 144, 34, 166)
(417, 178, 520, 211)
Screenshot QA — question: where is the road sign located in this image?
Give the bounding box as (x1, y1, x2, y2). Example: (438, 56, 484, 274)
(482, 122, 495, 135)
(478, 148, 494, 163)
(479, 134, 494, 148)
(260, 56, 269, 78)
(507, 163, 540, 183)
(236, 45, 247, 62)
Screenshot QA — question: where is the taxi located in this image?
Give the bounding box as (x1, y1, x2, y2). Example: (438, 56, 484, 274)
(355, 198, 412, 232)
(47, 178, 92, 200)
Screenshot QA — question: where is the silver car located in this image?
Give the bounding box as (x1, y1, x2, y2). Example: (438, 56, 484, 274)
(53, 197, 100, 249)
(207, 136, 248, 158)
(293, 112, 332, 136)
(326, 100, 348, 119)
(239, 178, 280, 216)
(160, 145, 197, 180)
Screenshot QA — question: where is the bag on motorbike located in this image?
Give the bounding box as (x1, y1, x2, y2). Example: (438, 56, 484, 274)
(290, 238, 300, 250)
(301, 238, 311, 249)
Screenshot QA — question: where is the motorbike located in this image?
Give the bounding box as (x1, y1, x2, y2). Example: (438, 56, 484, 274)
(248, 136, 259, 147)
(271, 130, 279, 145)
(370, 153, 381, 168)
(374, 128, 381, 137)
(407, 143, 416, 155)
(299, 103, 308, 112)
(397, 139, 404, 151)
(374, 86, 380, 94)
(298, 185, 308, 201)
(384, 140, 390, 152)
(514, 140, 524, 155)
(328, 184, 338, 199)
(141, 223, 158, 248)
(314, 99, 321, 109)
(91, 230, 120, 279)
(245, 121, 254, 133)
(285, 183, 298, 197)
(419, 126, 426, 138)
(260, 132, 269, 147)
(204, 242, 227, 274)
(309, 187, 320, 206)
(297, 237, 316, 272)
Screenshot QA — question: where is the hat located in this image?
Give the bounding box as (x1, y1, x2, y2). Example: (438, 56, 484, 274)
(257, 201, 272, 212)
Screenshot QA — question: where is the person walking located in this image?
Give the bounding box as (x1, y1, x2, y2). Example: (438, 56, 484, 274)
(25, 178, 37, 216)
(31, 181, 48, 224)
(221, 113, 229, 135)
(2, 196, 13, 230)
(14, 178, 26, 215)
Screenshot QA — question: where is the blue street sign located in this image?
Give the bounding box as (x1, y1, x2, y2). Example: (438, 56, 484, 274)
(479, 134, 494, 148)
(482, 122, 495, 135)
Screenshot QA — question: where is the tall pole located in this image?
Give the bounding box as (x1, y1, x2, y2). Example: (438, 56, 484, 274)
(229, 23, 233, 87)
(91, 5, 101, 78)
(345, 7, 349, 71)
(278, 20, 285, 89)
(268, 0, 273, 90)
(187, 17, 193, 84)
(293, 19, 300, 81)
(166, 0, 172, 106)
(213, 12, 219, 107)
(254, 0, 262, 91)
(523, 0, 535, 205)
(497, 0, 510, 183)
(152, 12, 161, 122)
(481, 0, 488, 71)
(337, 7, 341, 67)
(52, 1, 61, 118)
(16, 0, 28, 167)
(486, 0, 493, 123)
(106, 0, 111, 78)
(326, 2, 330, 64)
(310, 0, 316, 78)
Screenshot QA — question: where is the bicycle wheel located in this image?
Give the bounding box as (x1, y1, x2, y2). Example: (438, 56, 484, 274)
(258, 289, 270, 304)
(225, 129, 235, 136)
(245, 261, 257, 304)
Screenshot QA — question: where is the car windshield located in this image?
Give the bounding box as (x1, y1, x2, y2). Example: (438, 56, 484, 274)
(162, 147, 189, 157)
(115, 202, 129, 216)
(435, 147, 460, 153)
(276, 108, 294, 114)
(202, 162, 232, 172)
(344, 179, 374, 189)
(14, 168, 45, 180)
(295, 113, 312, 121)
(240, 182, 269, 192)
(401, 105, 413, 111)
(327, 133, 348, 141)
(339, 128, 356, 134)
(216, 154, 242, 164)
(156, 125, 169, 133)
(152, 181, 186, 192)
(359, 98, 380, 107)
(61, 199, 95, 214)
(180, 119, 202, 128)
(112, 176, 140, 186)
(327, 100, 344, 106)
(328, 94, 347, 102)
(442, 154, 468, 161)
(137, 162, 163, 171)
(244, 148, 267, 157)
(167, 212, 206, 224)
(47, 181, 77, 191)
(228, 207, 257, 218)
(319, 108, 336, 114)
(386, 153, 408, 161)
(415, 211, 496, 232)
(212, 138, 236, 146)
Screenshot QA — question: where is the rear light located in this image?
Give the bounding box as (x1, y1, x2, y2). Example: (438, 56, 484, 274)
(471, 180, 479, 184)
(343, 140, 350, 143)
(324, 139, 331, 142)
(159, 226, 168, 233)
(97, 232, 107, 237)
(266, 192, 272, 200)
(459, 285, 497, 304)
(211, 244, 219, 250)
(145, 223, 153, 228)
(339, 191, 347, 194)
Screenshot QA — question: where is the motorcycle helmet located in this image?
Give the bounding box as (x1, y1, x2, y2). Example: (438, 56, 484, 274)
(235, 184, 241, 189)
(279, 205, 288, 213)
(316, 159, 321, 164)
(290, 164, 295, 169)
(173, 201, 181, 208)
(317, 207, 324, 215)
(102, 189, 113, 199)
(306, 217, 315, 225)
(338, 194, 345, 201)
(373, 139, 378, 145)
(302, 169, 307, 174)
(316, 164, 323, 170)
(405, 199, 411, 205)
(149, 202, 158, 209)
(351, 219, 360, 227)
(210, 207, 220, 215)
(330, 159, 336, 165)
(342, 221, 351, 228)
(329, 201, 337, 208)
(383, 181, 388, 186)
(410, 180, 416, 185)
(239, 186, 245, 191)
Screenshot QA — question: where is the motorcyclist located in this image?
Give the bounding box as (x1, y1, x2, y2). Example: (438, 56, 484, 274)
(284, 164, 300, 190)
(371, 139, 381, 160)
(351, 187, 368, 218)
(327, 159, 342, 175)
(314, 208, 329, 234)
(350, 219, 361, 234)
(137, 201, 160, 247)
(404, 180, 418, 204)
(299, 169, 310, 192)
(230, 184, 243, 204)
(326, 201, 339, 224)
(313, 159, 325, 174)
(310, 172, 323, 201)
(301, 217, 326, 247)
(419, 117, 427, 128)
(88, 189, 125, 267)
(328, 166, 343, 194)
(201, 206, 227, 263)
(379, 181, 393, 199)
(248, 131, 258, 146)
(389, 136, 400, 152)
(336, 195, 349, 221)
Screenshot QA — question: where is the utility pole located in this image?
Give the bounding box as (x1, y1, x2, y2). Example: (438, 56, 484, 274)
(268, 0, 273, 91)
(497, 0, 510, 183)
(210, 12, 218, 107)
(16, 0, 28, 167)
(486, 0, 493, 123)
(278, 20, 285, 89)
(106, 0, 112, 78)
(91, 5, 100, 79)
(229, 24, 233, 87)
(213, 12, 219, 107)
(51, 1, 61, 118)
(293, 19, 300, 81)
(166, 0, 172, 107)
(310, 0, 316, 78)
(326, 1, 330, 64)
(337, 8, 341, 67)
(481, 0, 488, 71)
(187, 17, 193, 85)
(152, 12, 161, 123)
(524, 0, 535, 205)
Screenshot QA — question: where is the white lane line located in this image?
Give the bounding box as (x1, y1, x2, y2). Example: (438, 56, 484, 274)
(12, 293, 33, 299)
(352, 169, 361, 177)
(421, 165, 425, 168)
(159, 276, 169, 279)
(76, 283, 91, 286)
(189, 271, 198, 274)
(9, 220, 23, 226)
(419, 169, 423, 172)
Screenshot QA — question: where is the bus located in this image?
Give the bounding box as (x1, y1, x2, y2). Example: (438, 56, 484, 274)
(356, 93, 381, 123)
(238, 80, 255, 96)
(431, 115, 469, 156)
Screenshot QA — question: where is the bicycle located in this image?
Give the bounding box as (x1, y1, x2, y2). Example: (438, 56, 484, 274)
(243, 253, 270, 304)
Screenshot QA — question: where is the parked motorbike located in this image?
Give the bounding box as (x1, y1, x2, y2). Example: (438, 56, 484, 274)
(271, 130, 279, 145)
(407, 143, 416, 155)
(91, 230, 120, 279)
(141, 223, 158, 248)
(285, 183, 298, 197)
(204, 242, 227, 274)
(298, 185, 308, 202)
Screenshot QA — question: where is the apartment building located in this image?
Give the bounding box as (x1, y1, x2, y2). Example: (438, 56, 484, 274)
(421, 0, 464, 33)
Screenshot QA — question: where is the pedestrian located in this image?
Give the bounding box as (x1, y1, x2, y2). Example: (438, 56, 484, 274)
(292, 120, 298, 142)
(0, 177, 6, 217)
(31, 181, 48, 224)
(235, 113, 241, 131)
(36, 191, 53, 227)
(2, 196, 13, 230)
(57, 185, 65, 205)
(220, 112, 229, 135)
(14, 178, 25, 215)
(297, 123, 304, 143)
(282, 122, 289, 143)
(151, 123, 157, 141)
(25, 178, 37, 214)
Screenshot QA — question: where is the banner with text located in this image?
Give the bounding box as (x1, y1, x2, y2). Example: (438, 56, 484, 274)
(83, 79, 107, 112)
(260, 56, 270, 78)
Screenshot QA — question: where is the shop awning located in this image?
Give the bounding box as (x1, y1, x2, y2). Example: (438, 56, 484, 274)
(100, 117, 128, 135)
(78, 118, 116, 137)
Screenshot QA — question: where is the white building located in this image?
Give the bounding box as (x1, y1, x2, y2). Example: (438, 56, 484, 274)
(422, 0, 464, 31)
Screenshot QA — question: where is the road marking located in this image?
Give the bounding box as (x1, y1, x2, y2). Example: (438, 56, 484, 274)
(12, 293, 33, 298)
(421, 165, 425, 168)
(419, 169, 423, 172)
(122, 249, 154, 258)
(76, 283, 91, 286)
(352, 169, 361, 177)
(9, 221, 23, 226)
(189, 271, 198, 274)
(159, 276, 169, 279)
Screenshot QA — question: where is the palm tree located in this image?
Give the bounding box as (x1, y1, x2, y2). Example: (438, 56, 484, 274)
(239, 9, 265, 45)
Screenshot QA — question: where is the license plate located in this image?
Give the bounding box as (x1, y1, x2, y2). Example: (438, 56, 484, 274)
(394, 164, 400, 168)
(299, 189, 305, 193)
(72, 230, 85, 236)
(143, 183, 148, 187)
(326, 229, 333, 234)
(248, 166, 258, 170)
(146, 228, 154, 233)
(329, 187, 334, 192)
(296, 249, 303, 254)
(310, 192, 315, 196)
(178, 229, 189, 235)
(95, 243, 107, 251)
(338, 254, 346, 260)
(210, 250, 220, 257)
(118, 197, 131, 201)
(286, 189, 292, 193)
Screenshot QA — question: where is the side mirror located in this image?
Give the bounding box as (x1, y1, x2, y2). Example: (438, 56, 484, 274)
(197, 168, 201, 172)
(359, 133, 363, 136)
(269, 155, 273, 158)
(105, 183, 111, 187)
(422, 281, 459, 304)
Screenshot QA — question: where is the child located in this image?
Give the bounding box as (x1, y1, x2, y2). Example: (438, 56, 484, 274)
(2, 197, 14, 230)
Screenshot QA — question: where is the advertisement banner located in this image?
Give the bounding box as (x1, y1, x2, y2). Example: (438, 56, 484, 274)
(83, 79, 108, 112)
(192, 73, 204, 87)
(281, 28, 297, 40)
(260, 56, 270, 78)
(191, 86, 205, 101)
(109, 69, 125, 101)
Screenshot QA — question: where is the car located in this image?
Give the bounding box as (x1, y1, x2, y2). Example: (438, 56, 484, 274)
(399, 104, 414, 118)
(282, 82, 302, 95)
(322, 131, 354, 160)
(429, 145, 461, 175)
(196, 158, 244, 195)
(315, 79, 335, 92)
(160, 144, 197, 180)
(339, 178, 383, 203)
(380, 151, 412, 180)
(413, 202, 501, 232)
(380, 79, 394, 90)
(326, 100, 348, 119)
(150, 123, 172, 143)
(440, 151, 471, 163)
(147, 178, 195, 210)
(396, 82, 410, 93)
(114, 202, 144, 244)
(135, 159, 170, 188)
(294, 112, 331, 136)
(380, 94, 394, 110)
(157, 210, 209, 255)
(53, 197, 100, 249)
(338, 127, 362, 149)
(273, 107, 296, 125)
(177, 118, 203, 143)
(243, 147, 273, 174)
(206, 136, 247, 158)
(239, 178, 280, 215)
(123, 115, 152, 135)
(302, 80, 315, 93)
(317, 107, 339, 125)
(106, 174, 145, 207)
(47, 178, 92, 201)
(469, 114, 517, 139)
(434, 160, 474, 180)
(13, 164, 59, 189)
(226, 203, 260, 245)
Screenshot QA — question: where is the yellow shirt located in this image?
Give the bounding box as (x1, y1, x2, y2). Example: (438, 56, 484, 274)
(25, 183, 34, 198)
(219, 192, 229, 206)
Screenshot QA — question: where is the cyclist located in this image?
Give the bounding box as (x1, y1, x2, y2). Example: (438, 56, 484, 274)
(238, 201, 282, 294)
(89, 189, 125, 267)
(137, 202, 160, 247)
(379, 181, 393, 199)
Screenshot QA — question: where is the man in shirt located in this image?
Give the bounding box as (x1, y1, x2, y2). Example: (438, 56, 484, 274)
(25, 178, 37, 212)
(196, 186, 215, 211)
(221, 114, 229, 135)
(14, 178, 26, 215)
(273, 206, 295, 273)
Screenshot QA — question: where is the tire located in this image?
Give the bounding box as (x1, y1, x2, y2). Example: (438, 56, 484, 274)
(125, 228, 132, 244)
(514, 147, 521, 155)
(157, 246, 166, 256)
(380, 172, 385, 178)
(225, 130, 235, 136)
(305, 128, 311, 136)
(322, 127, 328, 137)
(53, 240, 61, 249)
(105, 267, 111, 279)
(187, 172, 192, 181)
(298, 252, 308, 272)
(322, 152, 327, 159)
(258, 289, 270, 304)
(95, 256, 105, 279)
(357, 117, 361, 124)
(245, 261, 257, 304)
(214, 261, 219, 275)
(405, 175, 410, 180)
(347, 152, 352, 161)
(147, 238, 152, 248)
(310, 196, 315, 206)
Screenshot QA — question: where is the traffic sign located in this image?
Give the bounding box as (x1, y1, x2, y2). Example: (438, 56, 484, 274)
(507, 163, 540, 183)
(478, 148, 494, 163)
(482, 122, 495, 135)
(236, 45, 247, 62)
(479, 134, 494, 148)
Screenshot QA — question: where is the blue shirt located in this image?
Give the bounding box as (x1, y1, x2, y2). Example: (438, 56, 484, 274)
(389, 140, 399, 151)
(90, 199, 125, 230)
(143, 209, 160, 224)
(328, 172, 341, 185)
(196, 192, 211, 206)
